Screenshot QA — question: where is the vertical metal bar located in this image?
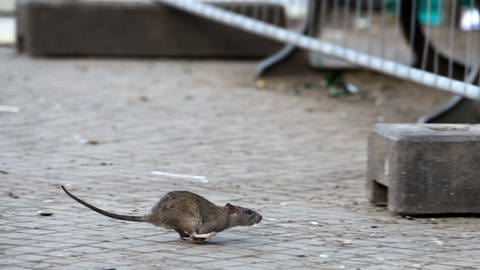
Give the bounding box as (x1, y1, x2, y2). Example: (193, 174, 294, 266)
(239, 0, 246, 17)
(343, 0, 351, 55)
(306, 0, 321, 48)
(253, 0, 259, 20)
(420, 0, 432, 72)
(433, 0, 442, 77)
(477, 9, 480, 89)
(408, 0, 416, 68)
(464, 0, 474, 79)
(332, 0, 339, 42)
(260, 0, 266, 23)
(273, 0, 280, 26)
(464, 0, 475, 94)
(305, 0, 323, 60)
(354, 0, 361, 62)
(448, 0, 458, 82)
(320, 0, 328, 32)
(419, 0, 432, 90)
(229, 1, 238, 17)
(395, 0, 403, 70)
(380, 0, 387, 62)
(367, 0, 374, 64)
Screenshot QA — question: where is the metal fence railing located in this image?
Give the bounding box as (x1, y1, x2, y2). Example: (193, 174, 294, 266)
(155, 0, 480, 100)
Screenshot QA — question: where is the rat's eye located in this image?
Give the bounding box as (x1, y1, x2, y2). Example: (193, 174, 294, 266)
(245, 209, 253, 215)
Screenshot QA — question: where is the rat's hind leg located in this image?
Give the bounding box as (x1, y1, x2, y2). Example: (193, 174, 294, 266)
(190, 231, 216, 243)
(175, 229, 190, 240)
(191, 232, 216, 239)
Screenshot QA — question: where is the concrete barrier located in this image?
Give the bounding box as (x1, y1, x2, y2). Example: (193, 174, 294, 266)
(367, 124, 480, 215)
(16, 0, 285, 57)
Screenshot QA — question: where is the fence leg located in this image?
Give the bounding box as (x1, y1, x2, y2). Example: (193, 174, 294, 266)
(256, 0, 322, 77)
(417, 96, 479, 123)
(399, 1, 479, 123)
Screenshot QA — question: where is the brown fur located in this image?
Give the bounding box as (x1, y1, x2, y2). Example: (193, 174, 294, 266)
(61, 186, 262, 242)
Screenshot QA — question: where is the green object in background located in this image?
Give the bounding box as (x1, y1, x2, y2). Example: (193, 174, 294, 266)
(385, 0, 397, 14)
(418, 0, 444, 25)
(461, 0, 477, 8)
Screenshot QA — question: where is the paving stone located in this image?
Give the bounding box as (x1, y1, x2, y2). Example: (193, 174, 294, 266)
(422, 265, 459, 270)
(16, 0, 285, 57)
(0, 265, 26, 270)
(2, 246, 52, 256)
(0, 259, 22, 266)
(367, 124, 480, 215)
(10, 254, 50, 262)
(1, 49, 480, 269)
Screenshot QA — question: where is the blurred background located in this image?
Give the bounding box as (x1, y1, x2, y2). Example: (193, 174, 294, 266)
(0, 0, 15, 45)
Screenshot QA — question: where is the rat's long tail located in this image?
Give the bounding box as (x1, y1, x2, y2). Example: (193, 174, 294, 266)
(61, 185, 147, 222)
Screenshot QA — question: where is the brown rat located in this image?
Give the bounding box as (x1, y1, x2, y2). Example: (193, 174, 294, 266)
(61, 185, 262, 243)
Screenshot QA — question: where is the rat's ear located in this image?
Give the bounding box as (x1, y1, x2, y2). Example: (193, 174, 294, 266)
(225, 203, 236, 214)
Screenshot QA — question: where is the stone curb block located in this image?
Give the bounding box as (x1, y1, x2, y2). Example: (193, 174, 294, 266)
(367, 124, 480, 215)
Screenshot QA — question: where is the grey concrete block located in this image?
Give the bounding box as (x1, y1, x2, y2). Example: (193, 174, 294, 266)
(16, 0, 285, 57)
(367, 124, 480, 215)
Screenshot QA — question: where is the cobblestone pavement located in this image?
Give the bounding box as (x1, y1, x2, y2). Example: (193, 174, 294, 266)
(1, 47, 479, 270)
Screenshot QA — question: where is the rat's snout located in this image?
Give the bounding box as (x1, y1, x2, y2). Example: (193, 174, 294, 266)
(255, 213, 262, 224)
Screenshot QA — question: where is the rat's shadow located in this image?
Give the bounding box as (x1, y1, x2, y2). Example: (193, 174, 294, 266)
(199, 237, 247, 245)
(157, 236, 252, 246)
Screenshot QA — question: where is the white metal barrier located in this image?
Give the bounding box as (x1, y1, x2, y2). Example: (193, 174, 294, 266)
(156, 0, 480, 100)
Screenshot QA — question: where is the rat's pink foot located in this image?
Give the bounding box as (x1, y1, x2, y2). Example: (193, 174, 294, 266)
(191, 231, 216, 239)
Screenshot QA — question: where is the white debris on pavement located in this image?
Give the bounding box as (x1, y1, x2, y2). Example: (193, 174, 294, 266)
(151, 171, 209, 183)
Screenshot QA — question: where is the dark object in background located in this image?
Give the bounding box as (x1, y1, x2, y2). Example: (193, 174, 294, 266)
(16, 0, 285, 58)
